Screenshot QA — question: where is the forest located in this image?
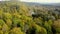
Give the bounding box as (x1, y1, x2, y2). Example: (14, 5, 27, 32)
(0, 1, 60, 34)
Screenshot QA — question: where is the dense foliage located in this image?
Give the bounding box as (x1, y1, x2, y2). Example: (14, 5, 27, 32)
(0, 1, 60, 34)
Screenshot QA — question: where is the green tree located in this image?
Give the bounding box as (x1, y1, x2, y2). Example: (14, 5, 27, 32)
(44, 21, 52, 34)
(27, 23, 47, 34)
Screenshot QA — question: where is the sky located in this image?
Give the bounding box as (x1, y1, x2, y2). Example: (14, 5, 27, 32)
(20, 0, 60, 3)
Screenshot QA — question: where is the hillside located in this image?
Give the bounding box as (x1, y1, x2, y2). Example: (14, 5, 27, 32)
(0, 1, 60, 34)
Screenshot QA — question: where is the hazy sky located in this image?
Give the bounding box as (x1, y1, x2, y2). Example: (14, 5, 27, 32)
(20, 0, 60, 3)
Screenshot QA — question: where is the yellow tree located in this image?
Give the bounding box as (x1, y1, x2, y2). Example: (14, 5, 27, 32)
(10, 27, 25, 34)
(2, 24, 9, 33)
(5, 19, 12, 27)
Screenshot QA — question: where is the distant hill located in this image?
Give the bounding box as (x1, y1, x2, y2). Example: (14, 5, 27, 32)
(23, 2, 60, 7)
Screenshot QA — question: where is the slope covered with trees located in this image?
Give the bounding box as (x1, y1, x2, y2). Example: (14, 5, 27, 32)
(0, 1, 60, 34)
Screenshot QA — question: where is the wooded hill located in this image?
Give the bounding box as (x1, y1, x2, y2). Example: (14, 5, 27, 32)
(0, 1, 60, 34)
